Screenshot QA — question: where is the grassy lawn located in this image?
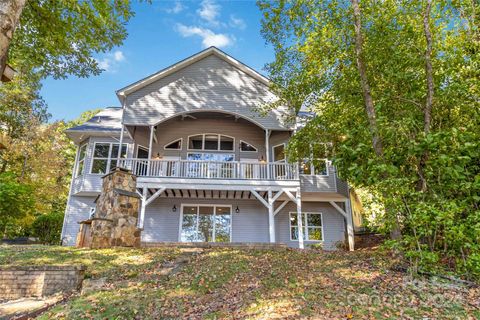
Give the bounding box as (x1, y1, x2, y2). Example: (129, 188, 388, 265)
(1, 245, 479, 319)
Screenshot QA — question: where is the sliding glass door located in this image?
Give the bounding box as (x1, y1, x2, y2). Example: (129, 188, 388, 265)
(180, 205, 231, 242)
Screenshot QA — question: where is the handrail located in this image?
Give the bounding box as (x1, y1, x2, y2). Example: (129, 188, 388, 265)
(117, 158, 299, 181)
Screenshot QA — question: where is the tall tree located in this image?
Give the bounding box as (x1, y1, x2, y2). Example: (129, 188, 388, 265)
(0, 0, 25, 76)
(259, 0, 480, 278)
(1, 0, 138, 79)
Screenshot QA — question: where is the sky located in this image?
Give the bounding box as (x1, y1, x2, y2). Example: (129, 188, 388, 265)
(40, 0, 275, 121)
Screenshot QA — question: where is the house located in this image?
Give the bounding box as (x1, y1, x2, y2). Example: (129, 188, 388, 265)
(61, 47, 354, 250)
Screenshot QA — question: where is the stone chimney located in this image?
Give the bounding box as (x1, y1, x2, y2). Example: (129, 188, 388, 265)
(89, 168, 142, 248)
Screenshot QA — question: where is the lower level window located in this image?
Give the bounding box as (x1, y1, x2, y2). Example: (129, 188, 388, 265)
(290, 212, 323, 241)
(181, 205, 231, 242)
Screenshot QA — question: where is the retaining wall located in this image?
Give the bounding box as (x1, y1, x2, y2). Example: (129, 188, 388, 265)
(0, 265, 85, 301)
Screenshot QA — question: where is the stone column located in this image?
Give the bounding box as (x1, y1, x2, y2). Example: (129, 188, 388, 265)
(89, 168, 141, 248)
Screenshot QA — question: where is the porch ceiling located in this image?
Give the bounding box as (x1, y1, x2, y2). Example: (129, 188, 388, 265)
(141, 188, 268, 201)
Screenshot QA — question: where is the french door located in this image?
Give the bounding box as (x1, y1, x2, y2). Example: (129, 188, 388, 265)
(180, 205, 231, 242)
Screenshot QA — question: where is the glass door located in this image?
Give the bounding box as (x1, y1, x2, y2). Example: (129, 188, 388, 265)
(180, 205, 231, 242)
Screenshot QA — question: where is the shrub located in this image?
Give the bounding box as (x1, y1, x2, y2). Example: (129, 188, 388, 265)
(32, 212, 64, 244)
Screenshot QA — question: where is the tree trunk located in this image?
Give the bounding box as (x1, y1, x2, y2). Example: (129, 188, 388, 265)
(417, 0, 434, 192)
(350, 0, 401, 240)
(350, 0, 383, 158)
(0, 0, 26, 76)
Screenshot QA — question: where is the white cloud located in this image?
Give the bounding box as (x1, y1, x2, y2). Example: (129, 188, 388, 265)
(176, 24, 234, 48)
(166, 1, 185, 14)
(113, 50, 125, 62)
(197, 0, 220, 25)
(229, 15, 246, 30)
(96, 50, 126, 72)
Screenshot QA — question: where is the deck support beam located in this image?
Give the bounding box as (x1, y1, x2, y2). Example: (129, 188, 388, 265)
(296, 186, 304, 249)
(329, 200, 355, 251)
(145, 187, 166, 206)
(139, 187, 148, 229)
(267, 190, 275, 243)
(116, 124, 125, 164)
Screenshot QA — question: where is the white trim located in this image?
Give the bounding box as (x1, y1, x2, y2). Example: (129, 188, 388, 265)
(164, 138, 183, 150)
(178, 203, 233, 242)
(250, 190, 269, 208)
(75, 143, 88, 177)
(274, 200, 289, 216)
(116, 47, 270, 98)
(328, 201, 347, 219)
(186, 152, 235, 161)
(89, 142, 128, 175)
(145, 187, 166, 206)
(136, 145, 149, 158)
(272, 143, 286, 162)
(186, 133, 235, 152)
(299, 158, 329, 177)
(239, 140, 258, 152)
(289, 212, 324, 242)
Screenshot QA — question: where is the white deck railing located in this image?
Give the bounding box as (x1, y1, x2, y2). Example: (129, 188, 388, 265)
(117, 159, 299, 181)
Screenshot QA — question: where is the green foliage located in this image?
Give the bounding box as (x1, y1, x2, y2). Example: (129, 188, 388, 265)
(31, 212, 64, 245)
(259, 0, 480, 280)
(0, 173, 35, 237)
(10, 0, 139, 79)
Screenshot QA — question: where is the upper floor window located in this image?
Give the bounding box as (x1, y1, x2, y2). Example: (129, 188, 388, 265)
(76, 144, 87, 177)
(290, 212, 323, 241)
(188, 134, 234, 151)
(164, 138, 182, 150)
(273, 143, 286, 162)
(300, 159, 328, 176)
(240, 140, 257, 152)
(91, 142, 128, 174)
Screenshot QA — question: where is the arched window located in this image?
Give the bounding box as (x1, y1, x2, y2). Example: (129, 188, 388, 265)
(164, 138, 182, 150)
(240, 140, 257, 152)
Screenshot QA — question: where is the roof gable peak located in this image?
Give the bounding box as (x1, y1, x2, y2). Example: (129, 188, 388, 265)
(116, 47, 270, 100)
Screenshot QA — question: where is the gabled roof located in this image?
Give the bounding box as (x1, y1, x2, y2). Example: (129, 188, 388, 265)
(116, 46, 271, 100)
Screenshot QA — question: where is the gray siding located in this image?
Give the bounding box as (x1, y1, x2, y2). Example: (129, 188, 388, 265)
(142, 198, 344, 250)
(62, 195, 96, 245)
(123, 54, 291, 130)
(131, 117, 267, 161)
(142, 198, 269, 243)
(275, 202, 346, 250)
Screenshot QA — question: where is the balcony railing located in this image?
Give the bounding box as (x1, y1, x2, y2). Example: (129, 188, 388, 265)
(117, 158, 299, 181)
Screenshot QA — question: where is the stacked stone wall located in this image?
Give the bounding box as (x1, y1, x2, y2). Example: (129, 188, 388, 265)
(0, 265, 85, 300)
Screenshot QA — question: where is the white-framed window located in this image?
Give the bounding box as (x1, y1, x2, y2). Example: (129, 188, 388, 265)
(240, 140, 258, 152)
(75, 143, 87, 177)
(164, 138, 182, 150)
(90, 142, 128, 174)
(187, 153, 234, 161)
(299, 159, 328, 176)
(289, 212, 323, 241)
(187, 134, 234, 151)
(273, 143, 286, 162)
(179, 204, 232, 242)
